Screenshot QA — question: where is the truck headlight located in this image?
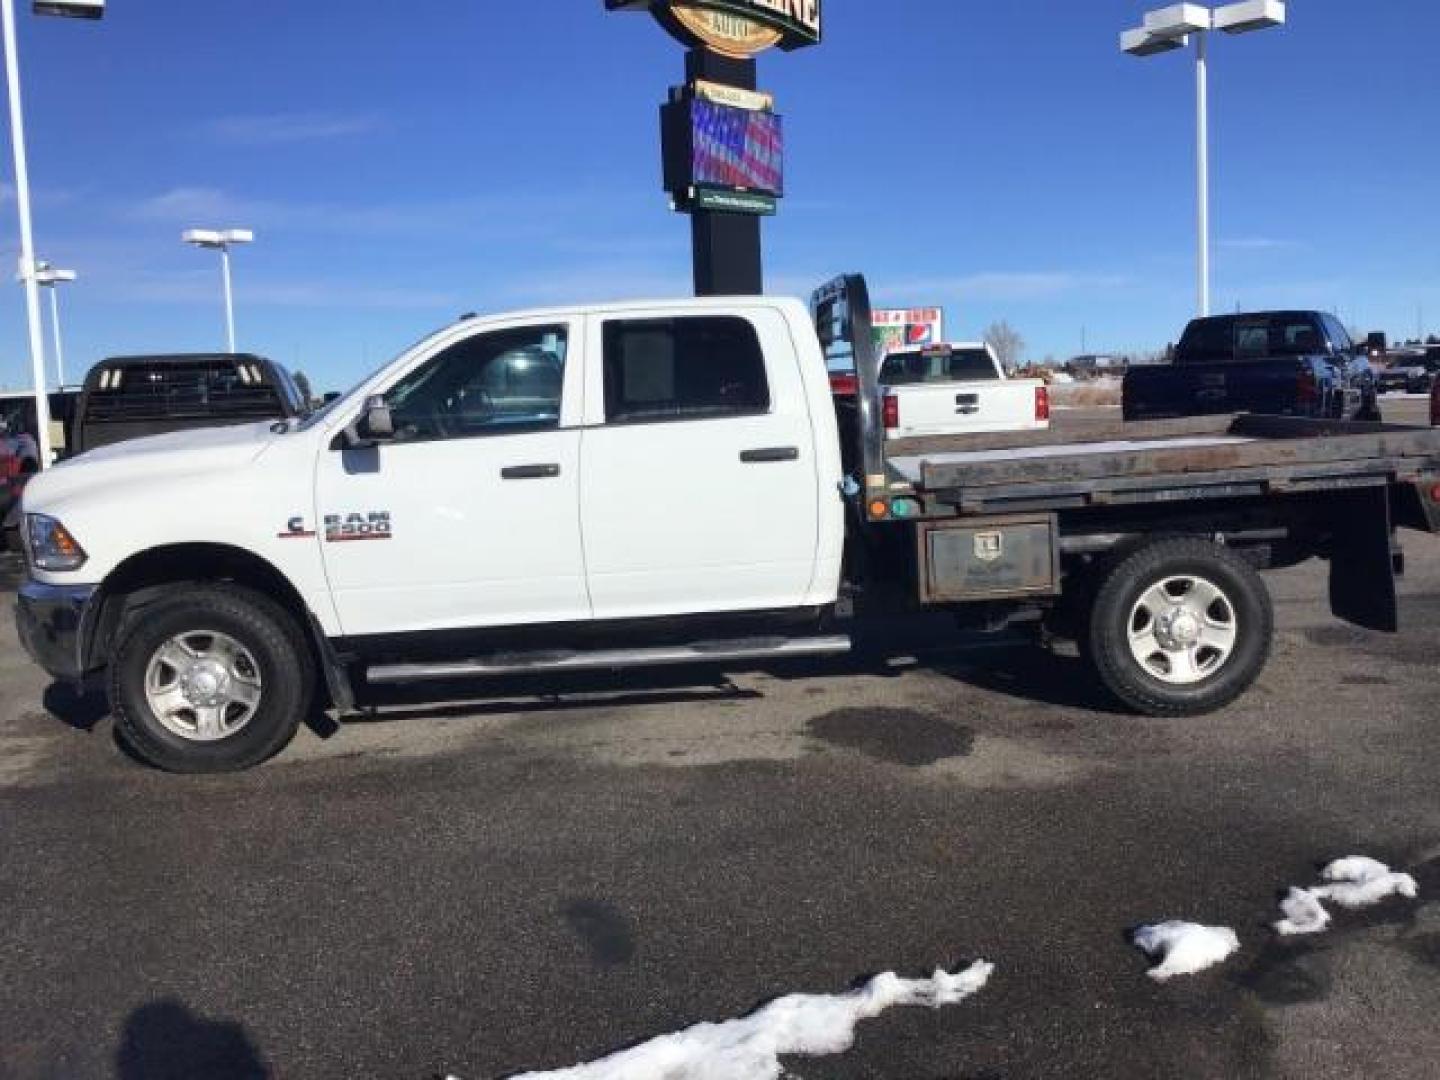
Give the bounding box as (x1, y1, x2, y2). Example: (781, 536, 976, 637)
(24, 514, 88, 571)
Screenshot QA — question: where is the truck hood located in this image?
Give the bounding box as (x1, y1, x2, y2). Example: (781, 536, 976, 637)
(22, 421, 284, 512)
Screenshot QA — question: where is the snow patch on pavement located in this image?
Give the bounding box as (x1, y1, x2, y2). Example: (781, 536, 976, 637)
(1273, 887, 1332, 936)
(1312, 857, 1419, 910)
(1132, 922, 1240, 981)
(473, 961, 994, 1080)
(1272, 856, 1419, 936)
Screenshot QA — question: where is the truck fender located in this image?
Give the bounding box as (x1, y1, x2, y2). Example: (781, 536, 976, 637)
(86, 543, 357, 712)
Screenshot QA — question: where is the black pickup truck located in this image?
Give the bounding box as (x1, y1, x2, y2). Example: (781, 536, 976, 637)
(1123, 311, 1380, 423)
(71, 353, 305, 455)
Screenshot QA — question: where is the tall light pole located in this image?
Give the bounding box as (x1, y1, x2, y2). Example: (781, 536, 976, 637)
(2, 0, 102, 466)
(183, 228, 254, 353)
(1121, 1, 1287, 318)
(34, 261, 75, 386)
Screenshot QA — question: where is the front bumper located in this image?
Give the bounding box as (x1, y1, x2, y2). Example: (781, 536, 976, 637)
(15, 578, 97, 681)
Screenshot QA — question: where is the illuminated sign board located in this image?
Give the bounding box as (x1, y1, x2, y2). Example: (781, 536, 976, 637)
(663, 97, 785, 212)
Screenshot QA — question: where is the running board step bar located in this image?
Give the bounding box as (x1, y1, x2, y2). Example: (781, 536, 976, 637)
(365, 635, 852, 685)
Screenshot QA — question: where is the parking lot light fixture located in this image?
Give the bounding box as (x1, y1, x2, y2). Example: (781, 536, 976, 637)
(1120, 27, 1188, 56)
(1121, 2, 1287, 319)
(184, 228, 255, 353)
(32, 0, 104, 18)
(34, 261, 76, 387)
(1213, 0, 1285, 33)
(3, 0, 101, 466)
(1143, 4, 1213, 37)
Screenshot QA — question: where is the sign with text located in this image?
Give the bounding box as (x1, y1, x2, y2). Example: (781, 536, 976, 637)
(606, 0, 822, 57)
(872, 308, 946, 354)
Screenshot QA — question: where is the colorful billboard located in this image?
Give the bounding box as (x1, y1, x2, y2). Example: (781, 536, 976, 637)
(872, 308, 945, 355)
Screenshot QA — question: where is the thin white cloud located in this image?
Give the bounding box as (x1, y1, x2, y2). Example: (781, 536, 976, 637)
(206, 110, 386, 146)
(879, 271, 1133, 303)
(111, 270, 458, 311)
(489, 265, 692, 307)
(124, 185, 627, 244)
(129, 186, 277, 225)
(1218, 237, 1302, 252)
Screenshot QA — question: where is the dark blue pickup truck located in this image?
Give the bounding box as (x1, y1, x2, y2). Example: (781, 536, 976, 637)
(1123, 311, 1381, 423)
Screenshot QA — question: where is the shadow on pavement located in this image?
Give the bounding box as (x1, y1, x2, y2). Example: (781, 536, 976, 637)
(928, 645, 1130, 715)
(343, 671, 764, 731)
(334, 621, 1126, 728)
(115, 999, 269, 1079)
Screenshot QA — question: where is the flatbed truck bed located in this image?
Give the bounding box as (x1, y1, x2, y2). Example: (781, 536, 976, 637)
(813, 274, 1440, 716)
(886, 414, 1440, 515)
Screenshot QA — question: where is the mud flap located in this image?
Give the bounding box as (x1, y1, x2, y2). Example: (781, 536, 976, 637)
(1328, 485, 1398, 633)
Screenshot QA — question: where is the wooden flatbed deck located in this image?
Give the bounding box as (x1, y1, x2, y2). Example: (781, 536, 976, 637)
(887, 416, 1440, 515)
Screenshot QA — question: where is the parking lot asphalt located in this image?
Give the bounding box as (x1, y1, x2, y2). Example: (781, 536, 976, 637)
(2, 406, 1438, 1080)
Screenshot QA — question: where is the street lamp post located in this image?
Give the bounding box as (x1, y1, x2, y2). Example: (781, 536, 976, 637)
(183, 228, 254, 354)
(34, 261, 75, 387)
(2, 0, 102, 466)
(1121, 1, 1287, 318)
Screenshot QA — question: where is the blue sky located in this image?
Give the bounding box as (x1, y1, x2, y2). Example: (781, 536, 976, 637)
(1, 0, 1437, 391)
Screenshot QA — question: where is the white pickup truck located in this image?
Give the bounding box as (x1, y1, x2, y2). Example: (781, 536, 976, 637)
(14, 275, 1440, 772)
(878, 342, 1049, 440)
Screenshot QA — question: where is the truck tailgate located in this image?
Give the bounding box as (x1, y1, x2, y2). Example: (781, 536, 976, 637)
(886, 380, 1045, 439)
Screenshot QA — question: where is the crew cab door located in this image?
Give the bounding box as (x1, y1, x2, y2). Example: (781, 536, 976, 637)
(579, 307, 821, 619)
(314, 319, 589, 636)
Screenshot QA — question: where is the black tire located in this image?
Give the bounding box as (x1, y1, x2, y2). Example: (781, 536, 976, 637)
(1357, 390, 1383, 424)
(109, 584, 314, 773)
(1083, 538, 1273, 717)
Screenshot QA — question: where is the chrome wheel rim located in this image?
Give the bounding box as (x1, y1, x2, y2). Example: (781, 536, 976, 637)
(143, 631, 263, 742)
(1127, 575, 1239, 686)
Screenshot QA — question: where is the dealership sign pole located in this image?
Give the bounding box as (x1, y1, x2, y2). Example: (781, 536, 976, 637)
(605, 0, 821, 296)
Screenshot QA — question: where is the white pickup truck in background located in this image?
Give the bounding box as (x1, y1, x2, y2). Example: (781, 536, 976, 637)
(878, 343, 1049, 439)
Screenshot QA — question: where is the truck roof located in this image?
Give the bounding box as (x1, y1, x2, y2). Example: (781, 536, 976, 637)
(436, 294, 809, 331)
(1184, 310, 1327, 326)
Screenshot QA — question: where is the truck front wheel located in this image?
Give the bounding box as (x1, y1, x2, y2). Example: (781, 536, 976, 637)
(109, 584, 314, 773)
(1084, 538, 1273, 717)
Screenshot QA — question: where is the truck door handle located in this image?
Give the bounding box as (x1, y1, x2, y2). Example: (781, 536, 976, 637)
(740, 447, 800, 464)
(501, 464, 561, 480)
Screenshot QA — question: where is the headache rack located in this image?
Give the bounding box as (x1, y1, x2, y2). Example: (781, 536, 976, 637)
(84, 357, 283, 423)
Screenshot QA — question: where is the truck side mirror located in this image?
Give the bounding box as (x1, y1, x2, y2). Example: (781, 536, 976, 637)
(344, 395, 395, 448)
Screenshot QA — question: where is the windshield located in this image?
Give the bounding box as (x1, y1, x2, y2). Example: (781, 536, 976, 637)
(881, 349, 997, 385)
(294, 383, 360, 431)
(292, 322, 470, 432)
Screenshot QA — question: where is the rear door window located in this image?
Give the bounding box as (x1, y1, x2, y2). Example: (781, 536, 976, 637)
(602, 316, 770, 424)
(1277, 318, 1323, 355)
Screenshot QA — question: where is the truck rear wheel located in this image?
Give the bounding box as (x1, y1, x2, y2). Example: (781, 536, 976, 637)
(1084, 538, 1273, 717)
(109, 584, 314, 773)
